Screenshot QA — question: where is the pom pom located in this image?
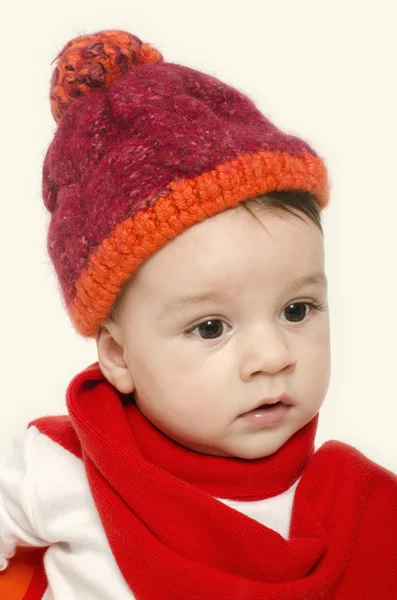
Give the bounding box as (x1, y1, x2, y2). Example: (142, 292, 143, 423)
(49, 29, 164, 123)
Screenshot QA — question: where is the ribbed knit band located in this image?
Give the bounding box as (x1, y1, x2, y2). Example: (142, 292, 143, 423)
(42, 30, 329, 337)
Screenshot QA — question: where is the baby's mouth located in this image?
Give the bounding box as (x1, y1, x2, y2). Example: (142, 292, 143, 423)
(240, 393, 293, 416)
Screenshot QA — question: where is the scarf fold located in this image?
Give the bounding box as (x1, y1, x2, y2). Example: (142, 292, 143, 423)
(30, 362, 397, 599)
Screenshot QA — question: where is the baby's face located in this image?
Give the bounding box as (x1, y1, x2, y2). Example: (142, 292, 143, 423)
(100, 204, 330, 459)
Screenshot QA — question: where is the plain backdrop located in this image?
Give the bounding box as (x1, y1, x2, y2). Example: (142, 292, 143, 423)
(1, 0, 396, 473)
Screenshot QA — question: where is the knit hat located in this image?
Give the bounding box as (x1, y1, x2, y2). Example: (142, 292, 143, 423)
(43, 29, 330, 338)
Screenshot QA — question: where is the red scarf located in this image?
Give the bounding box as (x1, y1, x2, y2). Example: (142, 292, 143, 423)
(27, 362, 397, 599)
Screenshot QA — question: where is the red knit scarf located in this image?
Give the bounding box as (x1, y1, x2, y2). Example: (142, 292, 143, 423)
(28, 362, 397, 599)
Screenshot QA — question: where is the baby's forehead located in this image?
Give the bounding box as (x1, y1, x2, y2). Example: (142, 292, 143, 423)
(128, 205, 323, 299)
(157, 211, 319, 264)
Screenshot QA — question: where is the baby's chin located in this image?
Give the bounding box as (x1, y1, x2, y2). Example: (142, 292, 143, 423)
(154, 416, 301, 459)
(222, 440, 289, 461)
(181, 432, 293, 460)
(222, 424, 301, 460)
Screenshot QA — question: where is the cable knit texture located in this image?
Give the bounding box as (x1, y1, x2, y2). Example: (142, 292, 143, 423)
(42, 29, 329, 337)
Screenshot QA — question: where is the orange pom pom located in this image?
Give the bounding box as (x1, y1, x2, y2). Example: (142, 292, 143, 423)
(49, 29, 164, 123)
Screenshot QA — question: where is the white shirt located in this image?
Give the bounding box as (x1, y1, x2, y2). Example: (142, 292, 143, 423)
(0, 425, 302, 599)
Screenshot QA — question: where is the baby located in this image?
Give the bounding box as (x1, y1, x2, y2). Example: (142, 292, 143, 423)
(1, 29, 396, 600)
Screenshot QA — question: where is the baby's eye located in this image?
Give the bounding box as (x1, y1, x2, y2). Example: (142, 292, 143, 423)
(282, 302, 311, 323)
(184, 301, 324, 341)
(185, 319, 227, 341)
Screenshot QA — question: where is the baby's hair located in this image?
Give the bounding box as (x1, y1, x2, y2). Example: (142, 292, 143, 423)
(243, 190, 322, 234)
(107, 190, 321, 328)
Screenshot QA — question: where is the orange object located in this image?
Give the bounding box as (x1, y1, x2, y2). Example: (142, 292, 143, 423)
(0, 547, 45, 599)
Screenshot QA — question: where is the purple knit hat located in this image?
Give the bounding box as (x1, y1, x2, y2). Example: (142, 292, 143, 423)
(42, 29, 330, 338)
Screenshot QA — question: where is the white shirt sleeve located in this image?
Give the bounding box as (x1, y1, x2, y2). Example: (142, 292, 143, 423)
(0, 426, 51, 571)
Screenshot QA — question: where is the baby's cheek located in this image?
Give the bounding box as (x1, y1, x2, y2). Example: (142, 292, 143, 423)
(173, 405, 221, 438)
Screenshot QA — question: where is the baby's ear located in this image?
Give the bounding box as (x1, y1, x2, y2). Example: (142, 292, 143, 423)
(95, 319, 134, 394)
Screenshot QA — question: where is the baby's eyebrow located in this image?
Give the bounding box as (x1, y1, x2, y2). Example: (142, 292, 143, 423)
(290, 272, 328, 290)
(156, 272, 327, 321)
(156, 291, 224, 321)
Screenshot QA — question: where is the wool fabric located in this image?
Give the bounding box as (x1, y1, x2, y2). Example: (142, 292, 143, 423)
(23, 362, 397, 599)
(42, 29, 330, 337)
